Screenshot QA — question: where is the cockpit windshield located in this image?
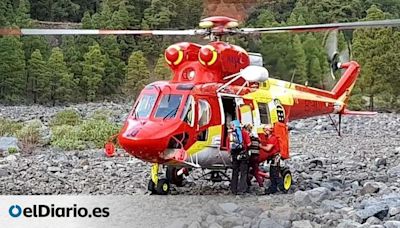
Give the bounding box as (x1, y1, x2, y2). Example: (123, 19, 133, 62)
(155, 94, 183, 119)
(132, 93, 157, 118)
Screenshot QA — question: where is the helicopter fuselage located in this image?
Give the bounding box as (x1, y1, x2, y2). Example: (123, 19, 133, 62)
(117, 57, 359, 169)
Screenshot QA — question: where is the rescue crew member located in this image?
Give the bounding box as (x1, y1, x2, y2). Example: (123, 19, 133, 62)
(228, 120, 250, 195)
(259, 124, 284, 194)
(244, 123, 264, 189)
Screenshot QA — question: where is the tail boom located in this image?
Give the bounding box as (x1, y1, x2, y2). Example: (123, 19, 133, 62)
(284, 61, 361, 120)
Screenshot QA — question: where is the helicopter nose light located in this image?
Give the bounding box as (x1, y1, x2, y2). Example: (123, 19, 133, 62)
(165, 45, 183, 66)
(182, 68, 196, 80)
(188, 70, 195, 80)
(199, 45, 218, 66)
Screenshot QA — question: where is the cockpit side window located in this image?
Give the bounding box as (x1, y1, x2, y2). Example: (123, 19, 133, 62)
(198, 99, 211, 127)
(181, 95, 194, 126)
(132, 93, 157, 118)
(155, 94, 183, 119)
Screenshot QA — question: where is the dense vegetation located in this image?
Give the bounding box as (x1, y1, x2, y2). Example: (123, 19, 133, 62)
(0, 0, 399, 111)
(0, 109, 121, 151)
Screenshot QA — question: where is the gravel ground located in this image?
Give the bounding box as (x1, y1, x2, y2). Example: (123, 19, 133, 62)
(0, 103, 400, 227)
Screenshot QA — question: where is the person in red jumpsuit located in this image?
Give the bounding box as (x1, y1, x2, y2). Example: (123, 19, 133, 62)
(244, 124, 264, 190)
(259, 124, 284, 194)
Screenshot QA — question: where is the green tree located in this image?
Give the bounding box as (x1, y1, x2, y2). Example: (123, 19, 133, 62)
(82, 43, 106, 101)
(99, 36, 126, 96)
(290, 35, 308, 84)
(48, 47, 75, 105)
(15, 0, 31, 27)
(126, 0, 150, 28)
(141, 0, 176, 29)
(169, 0, 203, 28)
(348, 84, 365, 110)
(154, 54, 171, 81)
(288, 2, 312, 25)
(298, 0, 363, 23)
(361, 0, 400, 18)
(52, 0, 80, 21)
(81, 11, 93, 29)
(61, 36, 86, 102)
(57, 70, 77, 103)
(30, 0, 80, 21)
(0, 0, 14, 27)
(381, 31, 400, 110)
(111, 1, 130, 29)
(27, 49, 48, 103)
(124, 51, 150, 97)
(352, 5, 392, 110)
(72, 0, 100, 21)
(91, 1, 113, 29)
(247, 0, 297, 23)
(22, 36, 50, 60)
(302, 34, 328, 88)
(0, 37, 26, 103)
(61, 36, 82, 75)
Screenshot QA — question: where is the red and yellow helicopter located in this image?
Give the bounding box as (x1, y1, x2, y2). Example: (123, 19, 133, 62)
(3, 16, 400, 194)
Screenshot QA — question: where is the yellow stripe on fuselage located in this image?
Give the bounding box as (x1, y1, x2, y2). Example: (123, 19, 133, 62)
(187, 125, 221, 156)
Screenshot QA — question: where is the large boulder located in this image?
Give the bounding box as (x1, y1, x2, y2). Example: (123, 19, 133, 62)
(218, 203, 239, 214)
(294, 191, 312, 206)
(384, 221, 400, 228)
(337, 220, 363, 228)
(321, 200, 345, 212)
(355, 204, 389, 223)
(0, 137, 20, 154)
(307, 187, 332, 203)
(388, 165, 400, 178)
(269, 205, 298, 228)
(361, 182, 387, 195)
(258, 217, 284, 228)
(292, 220, 313, 228)
(0, 168, 9, 178)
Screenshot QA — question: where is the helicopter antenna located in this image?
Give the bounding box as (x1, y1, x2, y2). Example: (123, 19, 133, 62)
(289, 69, 296, 88)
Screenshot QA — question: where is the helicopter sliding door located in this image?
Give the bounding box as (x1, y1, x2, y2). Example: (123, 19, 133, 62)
(219, 96, 237, 149)
(218, 94, 255, 149)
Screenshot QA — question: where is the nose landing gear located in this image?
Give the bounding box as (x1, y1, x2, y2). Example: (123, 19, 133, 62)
(148, 163, 171, 195)
(148, 164, 188, 195)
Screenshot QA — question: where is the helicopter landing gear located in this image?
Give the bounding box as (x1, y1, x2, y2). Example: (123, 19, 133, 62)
(280, 167, 292, 193)
(166, 166, 185, 187)
(203, 170, 231, 182)
(148, 163, 171, 195)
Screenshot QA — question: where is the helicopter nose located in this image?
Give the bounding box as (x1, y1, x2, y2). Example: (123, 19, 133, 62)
(117, 119, 181, 163)
(118, 136, 169, 163)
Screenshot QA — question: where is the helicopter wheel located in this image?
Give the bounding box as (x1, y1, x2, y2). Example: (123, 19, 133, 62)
(147, 179, 156, 194)
(156, 178, 170, 195)
(280, 167, 292, 193)
(166, 166, 184, 187)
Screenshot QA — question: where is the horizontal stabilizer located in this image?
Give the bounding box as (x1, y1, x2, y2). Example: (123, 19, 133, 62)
(342, 109, 377, 116)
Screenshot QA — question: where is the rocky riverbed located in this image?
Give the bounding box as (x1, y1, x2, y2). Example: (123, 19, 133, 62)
(0, 103, 400, 227)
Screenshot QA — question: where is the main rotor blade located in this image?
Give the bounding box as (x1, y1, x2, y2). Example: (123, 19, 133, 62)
(241, 19, 400, 34)
(0, 28, 207, 36)
(325, 30, 338, 61)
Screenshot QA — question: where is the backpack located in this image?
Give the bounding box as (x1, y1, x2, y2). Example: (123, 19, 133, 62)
(229, 131, 243, 151)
